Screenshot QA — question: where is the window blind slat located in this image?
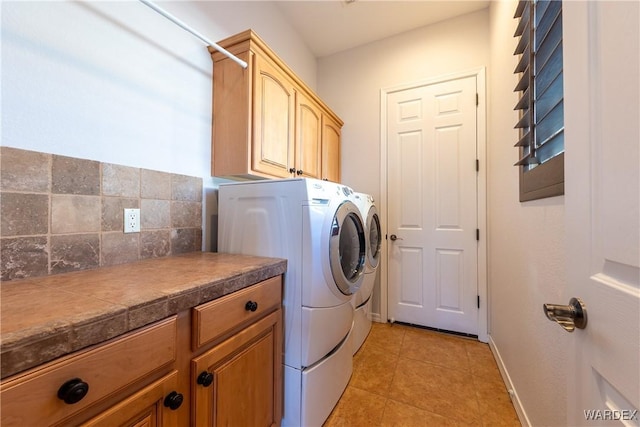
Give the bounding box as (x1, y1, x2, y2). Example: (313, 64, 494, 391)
(514, 87, 530, 110)
(535, 11, 562, 70)
(535, 43, 563, 97)
(514, 5, 530, 37)
(514, 45, 530, 73)
(534, 0, 552, 25)
(514, 66, 530, 92)
(535, 0, 561, 47)
(515, 111, 531, 129)
(514, 0, 528, 18)
(536, 73, 563, 121)
(514, 152, 540, 166)
(514, 29, 530, 55)
(514, 131, 531, 147)
(536, 131, 564, 163)
(536, 101, 564, 146)
(537, 106, 563, 142)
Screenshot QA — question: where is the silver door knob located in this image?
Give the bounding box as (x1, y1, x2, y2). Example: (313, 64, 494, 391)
(389, 234, 403, 241)
(543, 297, 587, 332)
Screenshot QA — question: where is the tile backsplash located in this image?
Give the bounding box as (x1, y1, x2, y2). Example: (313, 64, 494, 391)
(0, 147, 203, 282)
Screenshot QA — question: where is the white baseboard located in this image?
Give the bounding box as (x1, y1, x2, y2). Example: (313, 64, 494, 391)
(488, 335, 531, 427)
(371, 313, 383, 323)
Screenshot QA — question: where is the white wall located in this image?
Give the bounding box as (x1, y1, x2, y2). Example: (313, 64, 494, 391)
(317, 8, 490, 322)
(1, 0, 317, 251)
(487, 1, 567, 425)
(317, 8, 490, 199)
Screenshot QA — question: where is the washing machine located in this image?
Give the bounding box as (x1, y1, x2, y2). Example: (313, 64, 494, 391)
(351, 192, 381, 354)
(217, 178, 366, 427)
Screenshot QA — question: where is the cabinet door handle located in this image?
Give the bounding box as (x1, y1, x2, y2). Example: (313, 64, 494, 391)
(245, 301, 258, 312)
(197, 371, 214, 387)
(163, 391, 184, 410)
(57, 378, 89, 405)
(289, 168, 296, 174)
(296, 169, 303, 175)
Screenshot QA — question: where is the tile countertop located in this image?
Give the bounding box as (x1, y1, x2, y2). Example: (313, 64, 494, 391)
(0, 252, 287, 380)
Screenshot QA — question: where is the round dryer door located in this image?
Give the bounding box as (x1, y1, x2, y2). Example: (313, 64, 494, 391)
(366, 208, 382, 270)
(328, 201, 366, 295)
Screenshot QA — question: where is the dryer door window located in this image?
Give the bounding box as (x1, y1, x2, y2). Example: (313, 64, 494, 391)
(367, 210, 381, 269)
(329, 201, 365, 295)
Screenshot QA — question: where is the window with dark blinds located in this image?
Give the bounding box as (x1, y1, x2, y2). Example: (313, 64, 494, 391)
(513, 0, 564, 201)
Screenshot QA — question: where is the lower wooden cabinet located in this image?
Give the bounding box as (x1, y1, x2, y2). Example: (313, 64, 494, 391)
(192, 310, 282, 426)
(0, 275, 283, 427)
(0, 317, 178, 427)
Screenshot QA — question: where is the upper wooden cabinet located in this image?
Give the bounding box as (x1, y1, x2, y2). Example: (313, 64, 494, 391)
(209, 30, 343, 181)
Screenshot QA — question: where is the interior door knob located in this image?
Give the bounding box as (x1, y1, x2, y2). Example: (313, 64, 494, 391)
(389, 234, 403, 241)
(543, 297, 587, 332)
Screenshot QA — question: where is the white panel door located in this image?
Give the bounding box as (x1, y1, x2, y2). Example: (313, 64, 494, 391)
(387, 75, 478, 335)
(564, 2, 640, 425)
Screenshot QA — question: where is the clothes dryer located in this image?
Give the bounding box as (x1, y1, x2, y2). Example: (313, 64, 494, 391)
(218, 178, 366, 427)
(351, 192, 382, 354)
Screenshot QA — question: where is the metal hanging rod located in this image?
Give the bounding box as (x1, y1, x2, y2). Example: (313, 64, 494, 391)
(138, 0, 248, 69)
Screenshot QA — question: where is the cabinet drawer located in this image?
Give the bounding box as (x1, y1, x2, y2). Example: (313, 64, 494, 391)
(0, 317, 177, 427)
(192, 275, 282, 349)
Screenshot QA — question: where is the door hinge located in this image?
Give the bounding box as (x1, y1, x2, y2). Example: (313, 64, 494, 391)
(477, 295, 480, 308)
(476, 159, 479, 172)
(476, 93, 479, 106)
(476, 229, 480, 241)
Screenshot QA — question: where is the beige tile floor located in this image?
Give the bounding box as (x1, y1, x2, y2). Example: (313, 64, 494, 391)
(324, 322, 521, 427)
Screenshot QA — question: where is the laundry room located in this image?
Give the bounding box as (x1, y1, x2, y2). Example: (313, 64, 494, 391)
(1, 1, 638, 427)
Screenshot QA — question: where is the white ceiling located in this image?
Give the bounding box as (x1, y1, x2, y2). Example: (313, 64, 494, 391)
(274, 0, 491, 58)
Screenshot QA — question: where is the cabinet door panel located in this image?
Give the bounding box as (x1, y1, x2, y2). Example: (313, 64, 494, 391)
(297, 92, 322, 179)
(192, 310, 282, 427)
(79, 371, 180, 427)
(322, 115, 341, 182)
(253, 54, 295, 178)
(216, 333, 273, 426)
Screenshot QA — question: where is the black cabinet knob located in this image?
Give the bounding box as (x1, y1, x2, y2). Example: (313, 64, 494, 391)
(296, 169, 303, 175)
(57, 378, 89, 405)
(197, 371, 214, 387)
(163, 391, 184, 410)
(289, 167, 296, 174)
(245, 301, 258, 312)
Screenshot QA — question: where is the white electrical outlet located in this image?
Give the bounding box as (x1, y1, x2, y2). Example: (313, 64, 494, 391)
(124, 208, 140, 233)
